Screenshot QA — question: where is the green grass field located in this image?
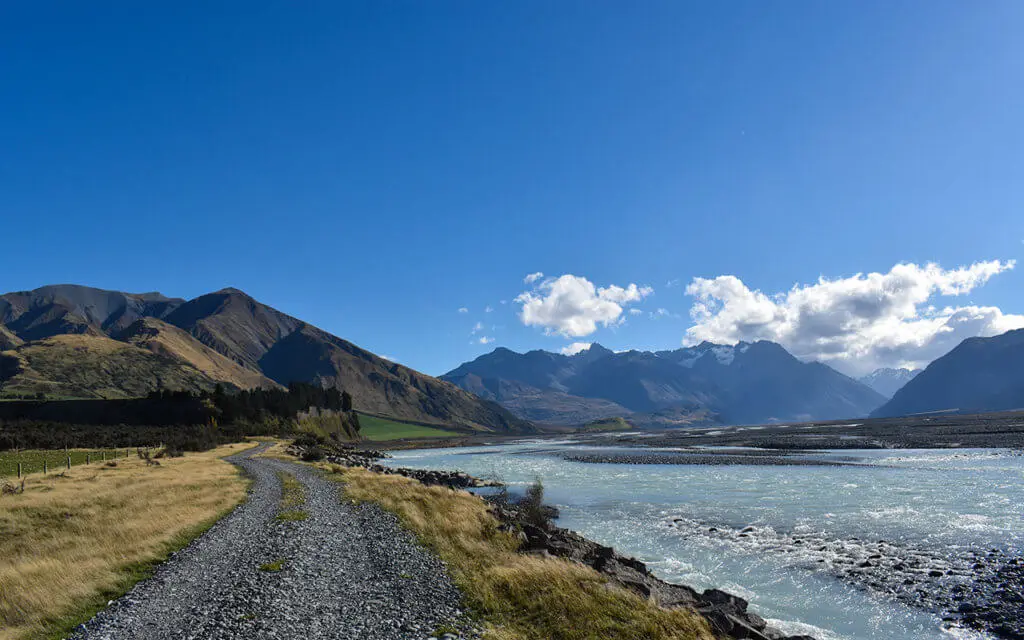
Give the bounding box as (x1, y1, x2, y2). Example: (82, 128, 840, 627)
(0, 448, 131, 477)
(356, 414, 459, 441)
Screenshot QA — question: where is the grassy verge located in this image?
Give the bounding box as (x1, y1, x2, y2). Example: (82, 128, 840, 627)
(275, 471, 307, 521)
(0, 442, 255, 640)
(356, 414, 460, 441)
(0, 449, 131, 477)
(337, 468, 713, 640)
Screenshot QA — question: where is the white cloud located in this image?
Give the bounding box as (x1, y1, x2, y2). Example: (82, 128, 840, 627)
(380, 354, 396, 362)
(598, 283, 654, 304)
(478, 336, 494, 344)
(458, 307, 468, 313)
(684, 260, 1023, 376)
(471, 321, 484, 334)
(559, 342, 592, 355)
(485, 305, 494, 313)
(524, 272, 544, 284)
(628, 308, 643, 316)
(516, 274, 653, 337)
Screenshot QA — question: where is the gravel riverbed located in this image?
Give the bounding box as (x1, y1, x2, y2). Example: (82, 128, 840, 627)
(68, 444, 475, 640)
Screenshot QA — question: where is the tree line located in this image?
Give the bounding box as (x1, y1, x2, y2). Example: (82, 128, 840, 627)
(0, 382, 360, 452)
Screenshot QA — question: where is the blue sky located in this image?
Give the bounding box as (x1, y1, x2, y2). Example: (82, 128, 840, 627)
(2, 2, 1022, 376)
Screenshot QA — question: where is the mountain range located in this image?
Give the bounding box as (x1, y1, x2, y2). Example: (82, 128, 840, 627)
(872, 328, 1024, 417)
(0, 285, 531, 433)
(443, 341, 886, 426)
(857, 367, 920, 398)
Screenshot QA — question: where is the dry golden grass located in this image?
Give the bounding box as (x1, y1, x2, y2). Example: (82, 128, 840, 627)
(339, 468, 713, 640)
(275, 471, 307, 521)
(0, 442, 255, 640)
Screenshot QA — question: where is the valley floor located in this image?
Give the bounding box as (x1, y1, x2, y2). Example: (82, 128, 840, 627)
(586, 410, 1024, 451)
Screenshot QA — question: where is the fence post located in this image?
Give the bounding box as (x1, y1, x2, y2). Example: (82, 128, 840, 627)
(17, 463, 22, 478)
(67, 456, 71, 471)
(43, 460, 47, 474)
(102, 451, 106, 462)
(87, 454, 91, 465)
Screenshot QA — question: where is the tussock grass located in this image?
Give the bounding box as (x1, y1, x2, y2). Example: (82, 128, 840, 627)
(0, 442, 254, 640)
(339, 468, 713, 640)
(259, 558, 286, 572)
(275, 471, 307, 521)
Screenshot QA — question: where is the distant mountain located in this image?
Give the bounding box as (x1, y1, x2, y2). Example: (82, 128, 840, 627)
(858, 367, 920, 398)
(872, 329, 1024, 417)
(0, 285, 530, 433)
(443, 341, 885, 426)
(656, 341, 884, 424)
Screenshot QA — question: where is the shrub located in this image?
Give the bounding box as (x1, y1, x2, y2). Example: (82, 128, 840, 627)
(300, 446, 324, 462)
(293, 432, 326, 449)
(520, 477, 549, 527)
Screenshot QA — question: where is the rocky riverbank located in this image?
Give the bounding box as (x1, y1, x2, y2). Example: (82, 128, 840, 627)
(561, 449, 861, 466)
(490, 500, 814, 640)
(287, 443, 501, 489)
(288, 441, 814, 640)
(666, 516, 1024, 640)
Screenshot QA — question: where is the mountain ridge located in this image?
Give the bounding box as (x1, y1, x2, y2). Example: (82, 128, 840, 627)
(443, 341, 885, 426)
(0, 285, 531, 433)
(872, 329, 1024, 417)
(858, 367, 920, 398)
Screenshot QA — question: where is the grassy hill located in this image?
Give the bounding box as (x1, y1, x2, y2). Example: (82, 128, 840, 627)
(118, 318, 281, 391)
(0, 285, 534, 434)
(0, 334, 215, 399)
(356, 413, 461, 441)
(579, 416, 633, 432)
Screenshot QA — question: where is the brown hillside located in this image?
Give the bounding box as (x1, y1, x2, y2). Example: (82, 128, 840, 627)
(118, 318, 282, 391)
(0, 284, 532, 433)
(0, 325, 22, 350)
(0, 334, 215, 399)
(259, 325, 529, 432)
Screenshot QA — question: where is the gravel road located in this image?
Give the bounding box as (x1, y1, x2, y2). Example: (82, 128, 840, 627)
(68, 444, 474, 640)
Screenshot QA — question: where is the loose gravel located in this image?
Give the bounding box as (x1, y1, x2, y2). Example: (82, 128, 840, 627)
(68, 444, 475, 640)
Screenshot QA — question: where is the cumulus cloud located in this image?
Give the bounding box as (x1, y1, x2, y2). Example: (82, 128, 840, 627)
(478, 336, 494, 344)
(524, 272, 544, 284)
(458, 307, 468, 314)
(628, 308, 643, 316)
(485, 305, 494, 313)
(471, 321, 484, 335)
(683, 260, 1023, 375)
(516, 274, 653, 337)
(560, 342, 593, 355)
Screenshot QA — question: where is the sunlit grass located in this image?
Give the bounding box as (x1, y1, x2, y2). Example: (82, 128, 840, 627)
(338, 468, 713, 640)
(0, 449, 130, 477)
(0, 442, 254, 640)
(356, 414, 460, 441)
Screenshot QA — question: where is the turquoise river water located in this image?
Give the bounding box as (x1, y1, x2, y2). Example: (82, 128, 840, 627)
(387, 440, 1024, 640)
